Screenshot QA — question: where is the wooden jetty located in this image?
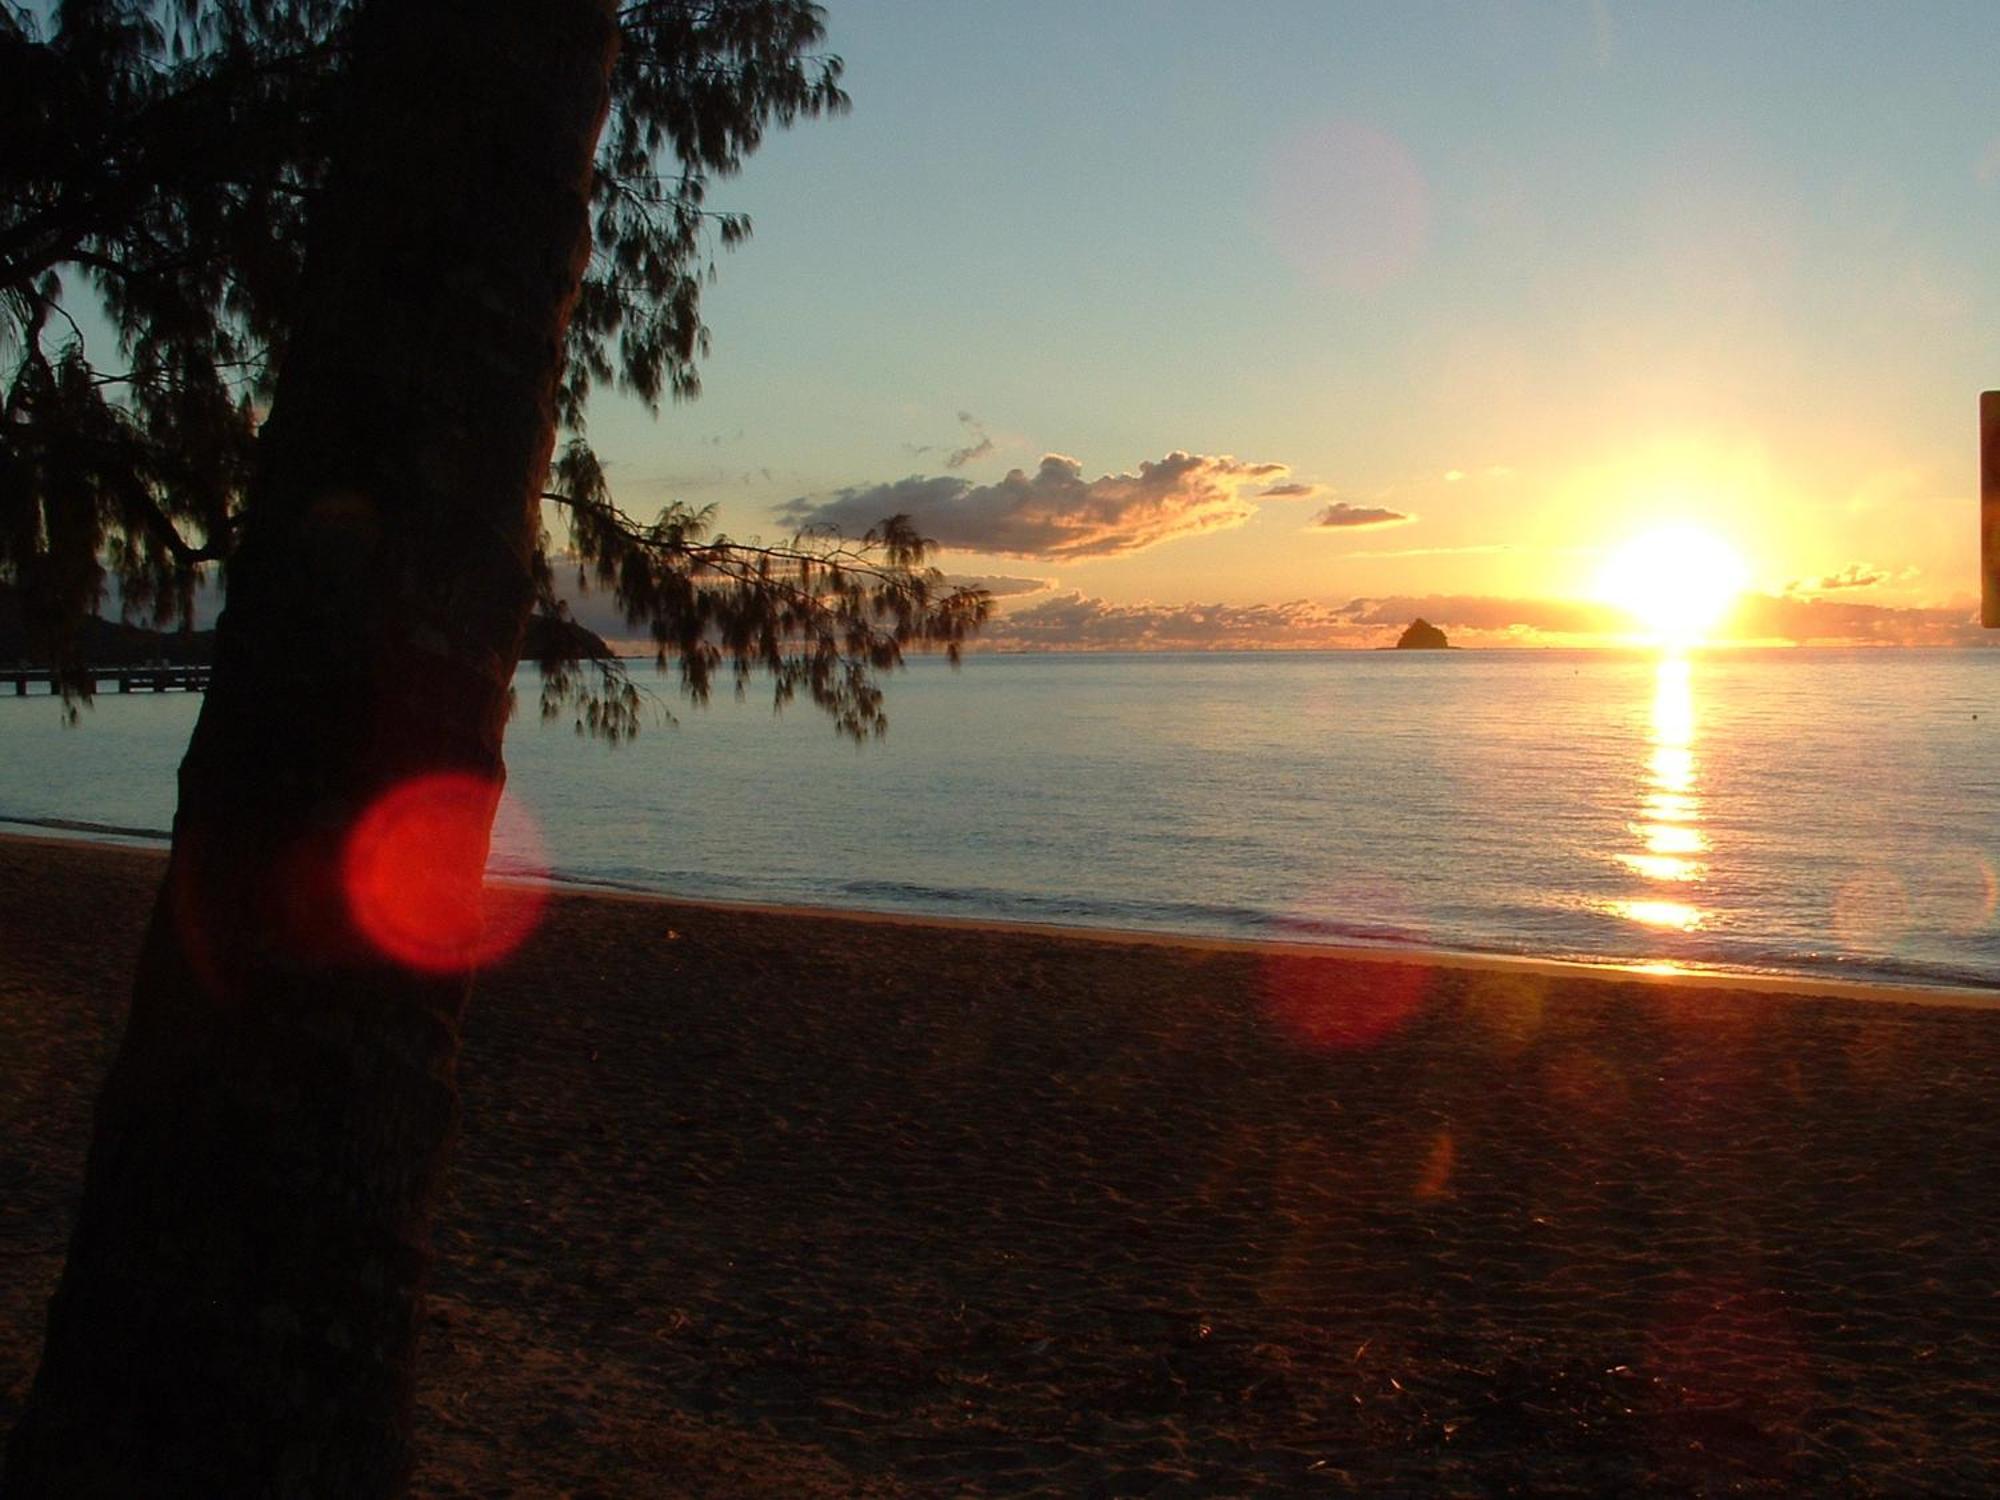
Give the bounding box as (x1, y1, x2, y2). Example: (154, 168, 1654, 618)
(10, 665, 211, 696)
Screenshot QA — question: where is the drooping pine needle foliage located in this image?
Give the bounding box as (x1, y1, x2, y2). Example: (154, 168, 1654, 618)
(1, 0, 990, 735)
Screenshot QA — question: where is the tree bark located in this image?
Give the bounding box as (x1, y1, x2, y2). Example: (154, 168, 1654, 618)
(4, 3, 617, 1494)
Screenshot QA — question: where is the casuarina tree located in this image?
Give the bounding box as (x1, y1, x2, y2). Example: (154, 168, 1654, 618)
(1, 2, 987, 1492)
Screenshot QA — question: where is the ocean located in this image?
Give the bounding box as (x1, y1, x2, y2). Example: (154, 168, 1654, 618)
(3, 648, 1996, 991)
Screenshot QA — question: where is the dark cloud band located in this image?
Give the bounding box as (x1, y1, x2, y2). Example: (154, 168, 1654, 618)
(779, 451, 1288, 560)
(1311, 501, 1412, 530)
(975, 590, 1983, 651)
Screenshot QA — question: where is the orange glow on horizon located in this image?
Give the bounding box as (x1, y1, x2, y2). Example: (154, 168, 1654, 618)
(342, 772, 546, 972)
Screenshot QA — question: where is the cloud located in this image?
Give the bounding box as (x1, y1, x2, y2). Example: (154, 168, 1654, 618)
(903, 410, 995, 468)
(529, 555, 1047, 651)
(1310, 501, 1412, 530)
(1786, 563, 1889, 593)
(779, 451, 1288, 560)
(946, 411, 994, 470)
(980, 591, 1608, 651)
(975, 590, 1992, 652)
(1259, 481, 1319, 499)
(984, 592, 1369, 651)
(1362, 591, 1984, 647)
(1733, 592, 1978, 645)
(1342, 594, 1625, 636)
(942, 572, 1053, 599)
(980, 591, 1613, 652)
(1343, 543, 1513, 559)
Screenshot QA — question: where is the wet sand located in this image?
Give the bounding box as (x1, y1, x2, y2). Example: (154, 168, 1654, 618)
(3, 834, 1997, 1495)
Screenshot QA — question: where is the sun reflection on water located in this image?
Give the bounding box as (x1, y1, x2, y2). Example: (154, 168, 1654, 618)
(1611, 653, 1709, 933)
(1620, 898, 1703, 931)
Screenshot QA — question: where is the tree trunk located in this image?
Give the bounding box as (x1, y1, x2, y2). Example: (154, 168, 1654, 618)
(4, 4, 616, 1494)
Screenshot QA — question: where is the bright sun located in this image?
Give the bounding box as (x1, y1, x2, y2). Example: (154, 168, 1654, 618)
(1595, 525, 1750, 643)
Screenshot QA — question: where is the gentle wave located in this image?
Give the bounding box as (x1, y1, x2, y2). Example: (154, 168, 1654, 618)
(529, 862, 1998, 994)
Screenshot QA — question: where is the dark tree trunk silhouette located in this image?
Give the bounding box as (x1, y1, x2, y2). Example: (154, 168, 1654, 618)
(4, 2, 617, 1493)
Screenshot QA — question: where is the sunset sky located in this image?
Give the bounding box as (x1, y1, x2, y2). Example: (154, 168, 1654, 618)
(570, 1, 2000, 648)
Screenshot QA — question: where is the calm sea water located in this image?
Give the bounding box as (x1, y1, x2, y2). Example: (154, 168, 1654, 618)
(3, 649, 1997, 991)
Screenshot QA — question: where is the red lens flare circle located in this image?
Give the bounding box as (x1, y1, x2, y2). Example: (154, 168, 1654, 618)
(1259, 949, 1431, 1052)
(342, 772, 546, 972)
(1258, 880, 1434, 1051)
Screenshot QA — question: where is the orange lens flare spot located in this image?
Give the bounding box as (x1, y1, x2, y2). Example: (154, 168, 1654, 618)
(343, 772, 546, 972)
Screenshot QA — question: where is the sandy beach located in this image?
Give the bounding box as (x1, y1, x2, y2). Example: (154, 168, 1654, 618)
(3, 833, 1998, 1495)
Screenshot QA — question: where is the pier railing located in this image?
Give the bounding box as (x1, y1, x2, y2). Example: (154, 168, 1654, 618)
(9, 665, 211, 696)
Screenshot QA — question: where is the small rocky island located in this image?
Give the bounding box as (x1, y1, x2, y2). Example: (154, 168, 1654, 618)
(1394, 617, 1451, 650)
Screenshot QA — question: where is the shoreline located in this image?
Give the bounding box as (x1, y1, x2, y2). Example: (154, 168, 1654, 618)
(4, 824, 1992, 1013)
(567, 881, 2000, 1011)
